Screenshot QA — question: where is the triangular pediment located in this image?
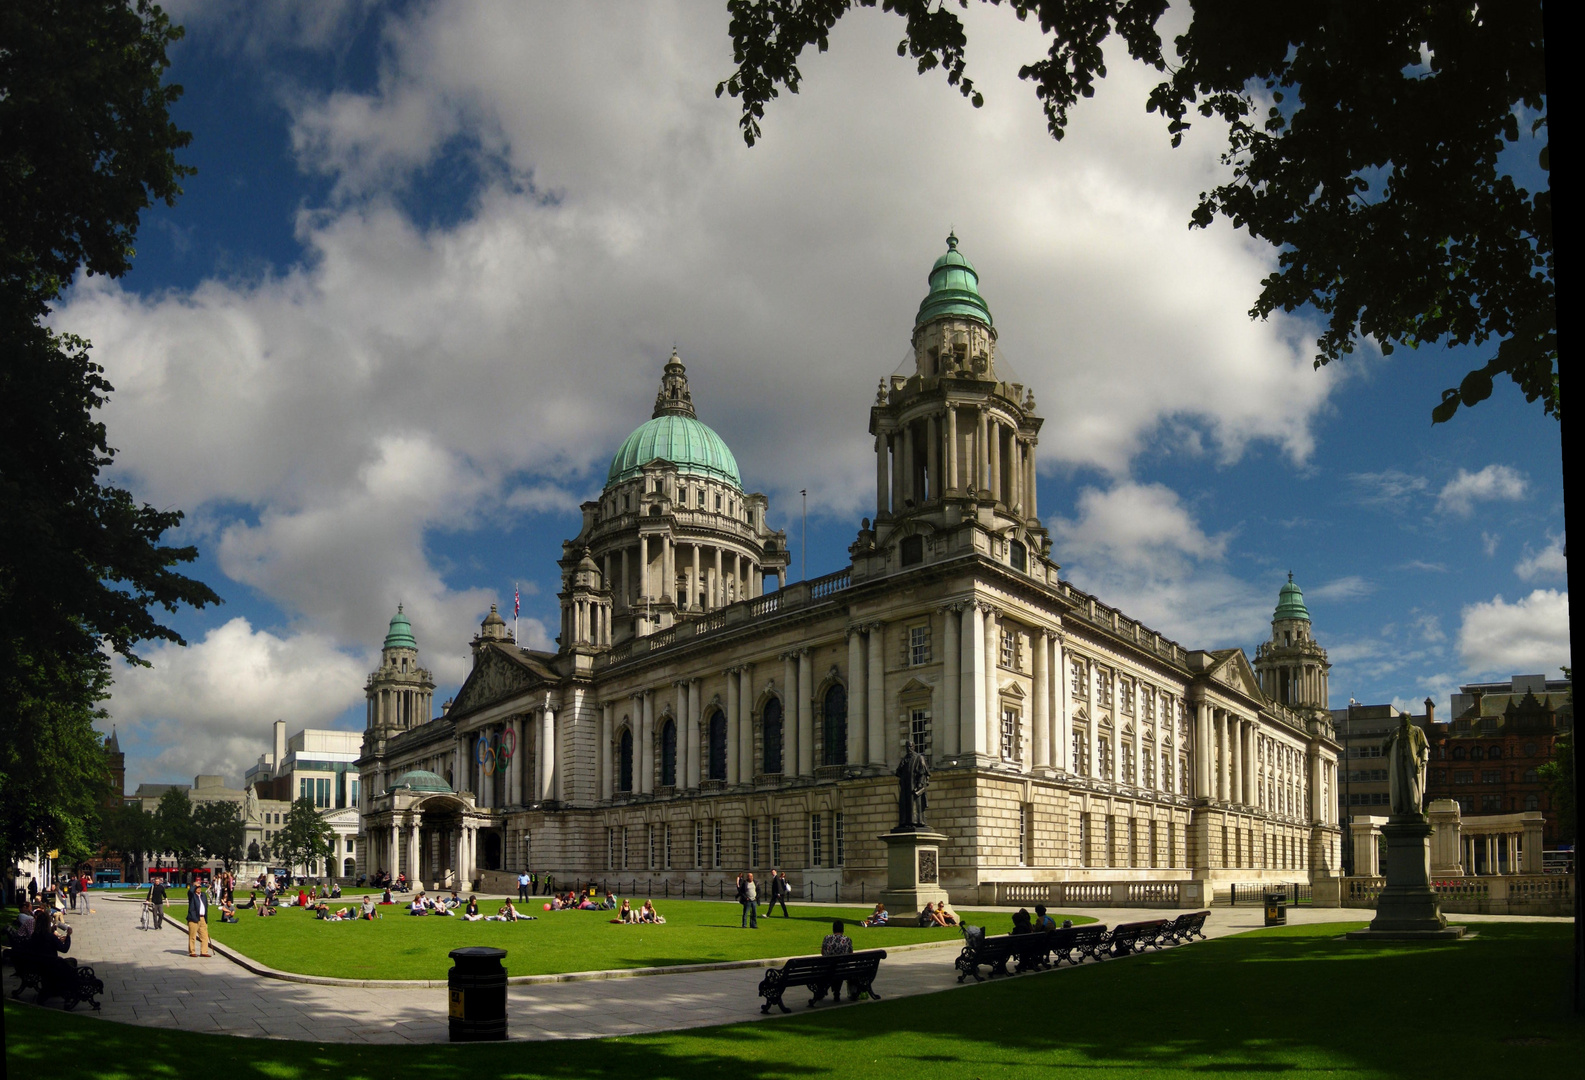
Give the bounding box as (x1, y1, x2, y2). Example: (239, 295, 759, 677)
(450, 644, 543, 716)
(1207, 649, 1263, 701)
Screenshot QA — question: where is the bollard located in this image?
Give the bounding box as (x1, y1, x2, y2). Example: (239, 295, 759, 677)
(1264, 891, 1287, 927)
(448, 946, 507, 1042)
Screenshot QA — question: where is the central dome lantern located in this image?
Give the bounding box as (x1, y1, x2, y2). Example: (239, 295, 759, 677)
(605, 350, 741, 489)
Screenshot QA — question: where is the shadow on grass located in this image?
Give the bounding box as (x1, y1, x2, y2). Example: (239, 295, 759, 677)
(7, 923, 1581, 1080)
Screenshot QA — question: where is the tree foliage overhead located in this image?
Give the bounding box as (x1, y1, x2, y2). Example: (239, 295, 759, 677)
(0, 1, 219, 861)
(717, 1, 1553, 423)
(274, 798, 335, 878)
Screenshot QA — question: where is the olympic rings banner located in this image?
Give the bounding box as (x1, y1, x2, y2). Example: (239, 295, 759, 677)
(475, 728, 517, 776)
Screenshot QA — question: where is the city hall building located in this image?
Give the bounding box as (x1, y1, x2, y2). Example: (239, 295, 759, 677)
(355, 236, 1345, 902)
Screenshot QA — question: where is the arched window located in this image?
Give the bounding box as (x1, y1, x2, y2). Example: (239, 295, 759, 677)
(823, 685, 848, 766)
(1452, 746, 1467, 761)
(618, 728, 634, 793)
(1524, 793, 1540, 811)
(1470, 746, 1483, 762)
(762, 697, 784, 774)
(1009, 539, 1028, 572)
(660, 719, 677, 787)
(707, 710, 728, 781)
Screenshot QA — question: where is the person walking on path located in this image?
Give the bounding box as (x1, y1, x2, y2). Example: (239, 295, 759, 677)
(67, 874, 80, 913)
(186, 881, 214, 957)
(764, 869, 791, 918)
(149, 879, 168, 930)
(738, 873, 758, 928)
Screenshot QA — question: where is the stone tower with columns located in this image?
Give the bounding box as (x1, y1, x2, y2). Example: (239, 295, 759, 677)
(364, 605, 436, 737)
(1254, 575, 1331, 718)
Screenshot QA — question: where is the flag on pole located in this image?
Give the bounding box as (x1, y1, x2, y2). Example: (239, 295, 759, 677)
(513, 584, 520, 619)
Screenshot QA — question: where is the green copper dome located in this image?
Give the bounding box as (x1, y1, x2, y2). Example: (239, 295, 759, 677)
(395, 769, 451, 793)
(1273, 575, 1310, 622)
(383, 605, 417, 650)
(915, 232, 994, 329)
(606, 414, 742, 489)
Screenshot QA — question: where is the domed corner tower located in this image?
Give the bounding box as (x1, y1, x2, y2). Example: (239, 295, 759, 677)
(567, 349, 789, 650)
(855, 233, 1052, 584)
(362, 604, 437, 761)
(1254, 574, 1331, 722)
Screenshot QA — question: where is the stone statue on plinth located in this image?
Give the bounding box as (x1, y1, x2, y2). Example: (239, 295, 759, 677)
(244, 786, 260, 824)
(1383, 712, 1429, 818)
(895, 742, 930, 831)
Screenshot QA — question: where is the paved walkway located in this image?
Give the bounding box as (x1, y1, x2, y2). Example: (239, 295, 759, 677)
(27, 896, 1562, 1044)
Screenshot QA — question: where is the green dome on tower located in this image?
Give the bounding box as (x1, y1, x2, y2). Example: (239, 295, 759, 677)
(606, 351, 743, 490)
(394, 769, 451, 793)
(383, 604, 417, 650)
(915, 232, 994, 329)
(1273, 574, 1310, 622)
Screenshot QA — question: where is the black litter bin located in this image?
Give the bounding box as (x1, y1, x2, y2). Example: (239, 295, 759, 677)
(448, 946, 507, 1041)
(1264, 891, 1287, 927)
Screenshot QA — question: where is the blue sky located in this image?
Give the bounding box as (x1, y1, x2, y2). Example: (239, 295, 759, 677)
(63, 2, 1564, 790)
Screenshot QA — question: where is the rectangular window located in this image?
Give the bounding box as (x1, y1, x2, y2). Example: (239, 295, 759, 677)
(1120, 680, 1135, 715)
(909, 624, 931, 666)
(664, 825, 673, 870)
(648, 824, 657, 869)
(1143, 750, 1156, 789)
(1179, 757, 1190, 796)
(1000, 628, 1016, 669)
(1128, 817, 1139, 868)
(1080, 812, 1093, 867)
(1168, 821, 1177, 868)
(810, 813, 824, 867)
(771, 817, 782, 866)
(1143, 688, 1156, 724)
(712, 820, 723, 868)
(694, 821, 704, 868)
(1098, 736, 1113, 779)
(1121, 743, 1136, 784)
(1481, 794, 1502, 812)
(750, 819, 761, 867)
(607, 827, 614, 869)
(1070, 657, 1090, 699)
(1018, 804, 1029, 866)
(349, 779, 359, 806)
(622, 825, 630, 870)
(1072, 730, 1089, 775)
(1000, 707, 1020, 762)
(909, 707, 931, 759)
(317, 777, 331, 807)
(1149, 819, 1159, 868)
(1106, 815, 1118, 868)
(1482, 769, 1502, 784)
(299, 778, 311, 802)
(1097, 669, 1114, 709)
(835, 812, 845, 866)
(1454, 770, 1474, 784)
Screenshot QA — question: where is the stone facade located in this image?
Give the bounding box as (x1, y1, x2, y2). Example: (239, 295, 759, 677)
(354, 236, 1344, 902)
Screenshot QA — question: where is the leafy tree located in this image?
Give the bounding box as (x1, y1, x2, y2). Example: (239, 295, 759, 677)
(1538, 732, 1574, 843)
(193, 800, 245, 871)
(0, 1, 220, 865)
(101, 800, 154, 882)
(717, 1, 1552, 423)
(274, 798, 335, 880)
(151, 787, 195, 865)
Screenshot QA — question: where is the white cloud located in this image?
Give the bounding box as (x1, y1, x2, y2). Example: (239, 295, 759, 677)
(1436, 465, 1529, 517)
(1309, 576, 1373, 602)
(1349, 469, 1429, 508)
(1515, 533, 1567, 582)
(1481, 531, 1501, 557)
(1051, 482, 1265, 645)
(1457, 589, 1571, 678)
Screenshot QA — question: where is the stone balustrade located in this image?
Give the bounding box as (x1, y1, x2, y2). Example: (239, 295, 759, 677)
(1341, 872, 1571, 916)
(981, 879, 1208, 908)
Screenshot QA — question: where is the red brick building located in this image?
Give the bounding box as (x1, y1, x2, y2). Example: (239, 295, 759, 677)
(1422, 675, 1572, 848)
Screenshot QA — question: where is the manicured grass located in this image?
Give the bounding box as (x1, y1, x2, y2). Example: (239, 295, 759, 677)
(6, 922, 1580, 1079)
(204, 899, 1069, 979)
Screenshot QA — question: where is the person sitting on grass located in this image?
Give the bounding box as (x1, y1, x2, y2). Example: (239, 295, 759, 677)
(461, 897, 483, 922)
(610, 898, 633, 924)
(380, 887, 393, 905)
(445, 890, 462, 910)
(220, 898, 238, 924)
(577, 893, 598, 910)
(256, 902, 276, 917)
(639, 900, 665, 924)
(863, 902, 889, 927)
(928, 901, 957, 927)
(409, 893, 430, 916)
(330, 882, 342, 899)
(361, 895, 377, 920)
(242, 891, 257, 909)
(493, 901, 516, 922)
(600, 892, 617, 910)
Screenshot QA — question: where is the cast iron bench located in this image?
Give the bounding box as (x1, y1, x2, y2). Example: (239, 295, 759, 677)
(954, 926, 1055, 982)
(7, 950, 103, 1010)
(1107, 919, 1169, 956)
(758, 949, 886, 1013)
(1160, 910, 1210, 945)
(1062, 923, 1112, 964)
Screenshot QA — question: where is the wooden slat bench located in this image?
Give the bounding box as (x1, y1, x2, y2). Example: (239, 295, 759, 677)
(758, 949, 886, 1013)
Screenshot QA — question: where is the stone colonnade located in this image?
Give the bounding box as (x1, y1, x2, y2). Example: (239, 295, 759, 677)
(876, 403, 1038, 516)
(604, 538, 769, 614)
(370, 810, 484, 889)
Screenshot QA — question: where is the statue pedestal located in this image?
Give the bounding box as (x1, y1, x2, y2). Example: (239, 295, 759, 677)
(1347, 817, 1466, 941)
(879, 829, 950, 920)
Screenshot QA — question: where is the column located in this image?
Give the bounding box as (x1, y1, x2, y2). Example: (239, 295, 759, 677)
(946, 406, 959, 493)
(738, 665, 755, 781)
(390, 821, 399, 876)
(1194, 703, 1211, 798)
(407, 817, 421, 885)
(926, 414, 940, 500)
(782, 654, 800, 776)
(1055, 640, 1072, 774)
(1307, 742, 1322, 821)
(976, 409, 987, 492)
(875, 432, 890, 516)
(901, 424, 915, 505)
(690, 544, 701, 610)
(964, 604, 985, 758)
(1218, 711, 1231, 802)
(662, 535, 673, 602)
(867, 622, 886, 766)
(1229, 717, 1242, 805)
(540, 705, 556, 802)
(620, 546, 630, 610)
(983, 607, 999, 757)
(686, 679, 701, 788)
(1027, 439, 1038, 519)
(941, 605, 961, 755)
(640, 691, 654, 795)
(988, 421, 1002, 502)
(599, 704, 613, 801)
(797, 650, 814, 772)
(1032, 630, 1049, 769)
(676, 682, 689, 786)
(724, 671, 739, 785)
(458, 824, 472, 889)
(847, 628, 867, 765)
(890, 433, 903, 513)
(638, 535, 649, 604)
(714, 547, 724, 607)
(511, 715, 525, 805)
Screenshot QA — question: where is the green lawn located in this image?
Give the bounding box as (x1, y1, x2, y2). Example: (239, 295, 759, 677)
(6, 922, 1579, 1079)
(204, 899, 1068, 979)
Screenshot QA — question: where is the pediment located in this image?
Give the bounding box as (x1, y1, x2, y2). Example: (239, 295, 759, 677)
(451, 645, 541, 716)
(1207, 649, 1263, 701)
